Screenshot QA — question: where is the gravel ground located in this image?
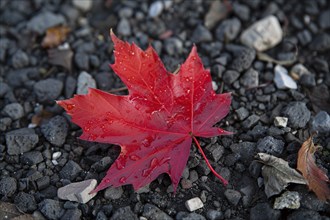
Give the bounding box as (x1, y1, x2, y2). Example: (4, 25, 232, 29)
(0, 0, 330, 219)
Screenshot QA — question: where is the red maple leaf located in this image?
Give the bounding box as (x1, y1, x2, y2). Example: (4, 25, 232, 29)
(57, 32, 232, 193)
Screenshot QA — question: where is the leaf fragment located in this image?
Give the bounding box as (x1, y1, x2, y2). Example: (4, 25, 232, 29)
(42, 26, 70, 48)
(297, 136, 330, 201)
(257, 153, 306, 198)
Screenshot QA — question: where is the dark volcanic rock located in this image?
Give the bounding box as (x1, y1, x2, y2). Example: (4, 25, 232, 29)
(282, 102, 311, 128)
(33, 78, 63, 103)
(60, 160, 82, 181)
(38, 199, 63, 220)
(142, 203, 172, 220)
(41, 116, 68, 146)
(250, 203, 281, 220)
(257, 136, 284, 156)
(14, 192, 37, 212)
(110, 206, 138, 220)
(0, 177, 17, 197)
(5, 128, 39, 155)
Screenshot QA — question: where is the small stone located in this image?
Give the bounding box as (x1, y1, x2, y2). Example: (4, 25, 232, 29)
(77, 71, 96, 95)
(2, 103, 24, 120)
(36, 176, 50, 190)
(205, 143, 224, 162)
(300, 74, 316, 87)
(14, 192, 37, 213)
(222, 70, 240, 85)
(230, 142, 256, 165)
(230, 47, 256, 72)
(257, 136, 284, 156)
(191, 25, 213, 43)
(74, 52, 90, 70)
(240, 15, 283, 51)
(164, 37, 183, 55)
(242, 114, 260, 129)
(297, 30, 312, 46)
(312, 111, 330, 134)
(250, 203, 281, 220)
(215, 18, 241, 42)
(233, 2, 250, 21)
(287, 210, 323, 220)
(117, 18, 131, 36)
(309, 33, 330, 52)
(274, 191, 301, 209)
(41, 116, 68, 146)
(60, 160, 82, 181)
(0, 177, 17, 197)
(95, 73, 114, 91)
(11, 50, 29, 69)
(148, 1, 164, 18)
(58, 179, 97, 203)
(185, 197, 204, 212)
(62, 209, 82, 220)
(206, 209, 223, 220)
(65, 76, 77, 98)
(240, 68, 259, 88)
(21, 151, 44, 165)
(104, 186, 123, 200)
(27, 11, 66, 34)
(290, 64, 311, 80)
(73, 0, 92, 12)
(91, 156, 112, 172)
(282, 102, 311, 128)
(274, 117, 288, 128)
(52, 152, 62, 160)
(38, 199, 63, 220)
(110, 206, 138, 220)
(6, 128, 39, 155)
(142, 203, 172, 220)
(34, 78, 63, 103)
(274, 65, 297, 89)
(318, 9, 330, 29)
(235, 107, 249, 121)
(224, 189, 241, 206)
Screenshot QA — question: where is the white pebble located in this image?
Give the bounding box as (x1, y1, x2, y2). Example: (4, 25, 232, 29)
(185, 197, 204, 212)
(274, 65, 297, 89)
(274, 117, 288, 128)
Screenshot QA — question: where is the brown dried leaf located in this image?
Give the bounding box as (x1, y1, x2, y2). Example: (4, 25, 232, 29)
(48, 48, 73, 72)
(42, 26, 70, 48)
(297, 135, 330, 201)
(31, 110, 53, 126)
(257, 153, 306, 198)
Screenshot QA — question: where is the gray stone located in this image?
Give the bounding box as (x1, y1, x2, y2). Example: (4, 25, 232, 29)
(312, 111, 330, 134)
(274, 65, 297, 89)
(91, 156, 112, 172)
(222, 70, 240, 85)
(240, 68, 259, 88)
(148, 1, 164, 18)
(257, 136, 284, 156)
(300, 74, 316, 87)
(65, 76, 77, 98)
(250, 203, 281, 220)
(318, 9, 330, 29)
(179, 213, 206, 220)
(34, 78, 63, 103)
(309, 33, 330, 52)
(142, 203, 173, 220)
(104, 186, 123, 200)
(240, 15, 283, 51)
(288, 210, 322, 220)
(230, 142, 256, 164)
(110, 206, 138, 220)
(206, 209, 223, 220)
(0, 177, 17, 197)
(215, 18, 241, 42)
(164, 37, 183, 55)
(77, 71, 96, 95)
(282, 102, 311, 128)
(230, 47, 256, 72)
(2, 103, 24, 120)
(191, 25, 213, 43)
(117, 18, 131, 36)
(60, 160, 82, 181)
(73, 0, 92, 12)
(11, 50, 29, 69)
(290, 64, 311, 80)
(224, 189, 241, 206)
(38, 199, 63, 220)
(41, 116, 68, 146)
(14, 192, 37, 212)
(62, 209, 82, 220)
(242, 114, 260, 129)
(119, 7, 133, 18)
(27, 11, 66, 34)
(74, 52, 90, 70)
(95, 73, 114, 91)
(6, 128, 39, 155)
(235, 107, 249, 121)
(297, 30, 312, 46)
(274, 191, 300, 209)
(185, 197, 204, 212)
(21, 151, 43, 165)
(0, 117, 12, 131)
(233, 3, 250, 21)
(205, 143, 224, 162)
(58, 179, 97, 203)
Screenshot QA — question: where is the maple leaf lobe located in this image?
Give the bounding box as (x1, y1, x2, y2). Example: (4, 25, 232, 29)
(57, 33, 232, 193)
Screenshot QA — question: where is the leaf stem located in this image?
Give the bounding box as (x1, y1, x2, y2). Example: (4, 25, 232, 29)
(192, 136, 228, 186)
